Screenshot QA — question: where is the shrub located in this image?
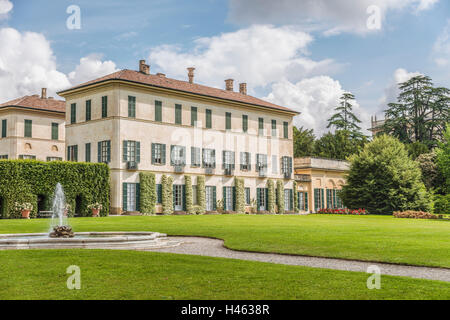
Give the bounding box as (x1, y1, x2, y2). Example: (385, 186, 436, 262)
(341, 135, 431, 215)
(393, 210, 440, 220)
(139, 172, 156, 215)
(434, 194, 450, 214)
(161, 175, 173, 215)
(267, 180, 275, 213)
(293, 181, 299, 213)
(436, 125, 450, 194)
(235, 177, 245, 214)
(317, 208, 367, 215)
(197, 176, 206, 213)
(185, 175, 194, 214)
(0, 160, 110, 218)
(276, 180, 285, 214)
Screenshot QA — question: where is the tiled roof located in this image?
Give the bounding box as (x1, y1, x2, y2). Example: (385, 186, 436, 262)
(58, 69, 299, 114)
(0, 95, 65, 113)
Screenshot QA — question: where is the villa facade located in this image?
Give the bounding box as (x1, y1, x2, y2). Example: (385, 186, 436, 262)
(58, 60, 299, 215)
(0, 89, 66, 161)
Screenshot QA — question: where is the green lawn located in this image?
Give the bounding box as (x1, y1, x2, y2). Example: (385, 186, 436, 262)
(1, 249, 449, 300)
(1, 214, 449, 268)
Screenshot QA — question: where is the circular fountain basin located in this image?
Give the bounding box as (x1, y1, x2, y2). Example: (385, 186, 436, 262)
(0, 232, 181, 250)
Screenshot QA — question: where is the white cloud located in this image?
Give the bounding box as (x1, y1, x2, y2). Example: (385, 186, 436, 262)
(0, 28, 70, 101)
(432, 20, 450, 67)
(0, 0, 13, 18)
(228, 0, 439, 35)
(264, 77, 371, 136)
(68, 54, 118, 85)
(149, 25, 342, 90)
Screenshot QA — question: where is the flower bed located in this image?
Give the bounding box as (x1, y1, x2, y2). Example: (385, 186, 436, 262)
(317, 208, 367, 215)
(393, 211, 443, 220)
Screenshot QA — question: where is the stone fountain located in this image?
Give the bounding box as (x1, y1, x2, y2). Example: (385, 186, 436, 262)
(49, 183, 74, 238)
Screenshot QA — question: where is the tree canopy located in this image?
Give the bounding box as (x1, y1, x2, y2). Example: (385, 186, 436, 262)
(327, 92, 364, 139)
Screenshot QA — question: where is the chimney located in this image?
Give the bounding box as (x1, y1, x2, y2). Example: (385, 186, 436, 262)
(225, 79, 234, 91)
(239, 83, 247, 95)
(41, 88, 47, 99)
(187, 67, 195, 84)
(139, 59, 150, 75)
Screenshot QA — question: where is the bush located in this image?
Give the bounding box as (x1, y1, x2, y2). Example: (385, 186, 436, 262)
(293, 181, 299, 213)
(267, 180, 275, 213)
(317, 208, 367, 215)
(161, 175, 173, 215)
(235, 177, 245, 214)
(0, 160, 110, 218)
(276, 180, 285, 214)
(139, 172, 156, 215)
(197, 176, 206, 213)
(341, 135, 431, 215)
(393, 210, 441, 220)
(434, 194, 450, 214)
(185, 175, 194, 214)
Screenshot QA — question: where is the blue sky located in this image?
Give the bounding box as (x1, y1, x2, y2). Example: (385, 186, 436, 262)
(0, 0, 449, 135)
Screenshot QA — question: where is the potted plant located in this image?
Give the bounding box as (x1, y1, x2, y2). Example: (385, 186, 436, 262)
(87, 203, 103, 217)
(15, 202, 33, 219)
(64, 204, 71, 217)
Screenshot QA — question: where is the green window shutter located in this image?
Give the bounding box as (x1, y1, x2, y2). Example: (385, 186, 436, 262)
(305, 192, 308, 211)
(321, 189, 325, 209)
(1, 119, 6, 138)
(123, 183, 128, 212)
(226, 112, 231, 130)
(67, 147, 70, 161)
(170, 145, 175, 166)
(326, 190, 331, 209)
(123, 141, 128, 162)
(157, 184, 162, 204)
(107, 141, 111, 163)
(136, 183, 141, 212)
(272, 120, 277, 137)
(175, 104, 182, 125)
(98, 142, 101, 162)
(86, 100, 91, 121)
(290, 189, 293, 211)
(256, 188, 261, 211)
(155, 100, 162, 122)
(151, 143, 156, 164)
(136, 141, 141, 163)
(128, 96, 136, 118)
(182, 185, 186, 211)
(191, 107, 197, 126)
(71, 104, 76, 124)
(24, 120, 32, 137)
(206, 109, 212, 128)
(222, 187, 227, 210)
(85, 143, 91, 162)
(191, 147, 195, 166)
(314, 189, 319, 212)
(161, 144, 166, 165)
(258, 118, 264, 135)
(51, 123, 58, 140)
(242, 115, 248, 132)
(212, 187, 217, 211)
(233, 187, 236, 211)
(102, 96, 108, 118)
(74, 145, 78, 162)
(284, 122, 289, 139)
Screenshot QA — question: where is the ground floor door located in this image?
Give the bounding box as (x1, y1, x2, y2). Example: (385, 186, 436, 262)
(127, 184, 136, 212)
(174, 185, 184, 211)
(205, 186, 216, 211)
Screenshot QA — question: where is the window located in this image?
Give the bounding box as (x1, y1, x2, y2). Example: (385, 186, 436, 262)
(85, 143, 91, 162)
(298, 192, 305, 211)
(173, 184, 185, 211)
(70, 103, 76, 124)
(245, 188, 251, 205)
(272, 120, 277, 137)
(284, 189, 293, 211)
(98, 141, 111, 163)
(281, 156, 293, 175)
(19, 155, 36, 160)
(156, 184, 162, 204)
(123, 183, 140, 212)
(191, 147, 201, 167)
(123, 140, 140, 163)
(102, 96, 108, 118)
(257, 188, 267, 211)
(205, 186, 216, 211)
(226, 112, 231, 130)
(192, 185, 198, 205)
(283, 121, 289, 139)
(47, 157, 62, 162)
(24, 120, 32, 138)
(223, 187, 234, 211)
(222, 151, 235, 169)
(0, 155, 8, 159)
(128, 96, 136, 118)
(171, 145, 186, 166)
(152, 143, 166, 165)
(85, 100, 91, 121)
(256, 154, 268, 172)
(314, 189, 325, 212)
(67, 145, 78, 162)
(240, 152, 251, 171)
(51, 123, 59, 140)
(258, 118, 264, 136)
(175, 104, 182, 125)
(242, 115, 248, 133)
(206, 109, 212, 129)
(155, 100, 162, 122)
(1, 119, 6, 138)
(272, 155, 278, 174)
(202, 148, 216, 168)
(191, 107, 197, 126)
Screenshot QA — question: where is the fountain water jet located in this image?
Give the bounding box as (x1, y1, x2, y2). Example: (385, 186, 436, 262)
(49, 183, 74, 238)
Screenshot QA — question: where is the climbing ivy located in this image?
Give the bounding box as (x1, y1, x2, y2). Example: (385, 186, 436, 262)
(139, 172, 156, 215)
(293, 180, 299, 213)
(185, 175, 195, 214)
(0, 160, 110, 219)
(276, 180, 285, 214)
(235, 177, 245, 214)
(267, 179, 275, 213)
(197, 175, 206, 213)
(161, 175, 174, 215)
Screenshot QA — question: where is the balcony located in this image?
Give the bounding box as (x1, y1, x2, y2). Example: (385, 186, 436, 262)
(173, 162, 185, 173)
(283, 172, 292, 180)
(295, 174, 312, 182)
(127, 161, 138, 170)
(224, 165, 234, 176)
(205, 167, 215, 175)
(257, 166, 267, 178)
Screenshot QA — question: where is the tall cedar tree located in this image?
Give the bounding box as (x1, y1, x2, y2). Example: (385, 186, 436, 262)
(327, 93, 363, 138)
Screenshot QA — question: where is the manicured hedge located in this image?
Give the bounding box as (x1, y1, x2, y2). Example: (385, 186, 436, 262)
(139, 172, 156, 215)
(0, 160, 110, 219)
(276, 180, 285, 214)
(234, 177, 245, 214)
(267, 180, 275, 213)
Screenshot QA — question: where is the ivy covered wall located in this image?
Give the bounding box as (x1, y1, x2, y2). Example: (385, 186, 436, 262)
(139, 172, 156, 215)
(0, 160, 110, 219)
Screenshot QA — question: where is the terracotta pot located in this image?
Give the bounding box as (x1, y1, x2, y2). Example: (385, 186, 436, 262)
(21, 210, 30, 219)
(91, 208, 100, 217)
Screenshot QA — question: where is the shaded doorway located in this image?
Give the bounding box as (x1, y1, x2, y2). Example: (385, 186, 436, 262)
(75, 195, 83, 217)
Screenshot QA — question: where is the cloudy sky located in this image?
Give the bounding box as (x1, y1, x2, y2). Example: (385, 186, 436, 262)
(0, 0, 449, 136)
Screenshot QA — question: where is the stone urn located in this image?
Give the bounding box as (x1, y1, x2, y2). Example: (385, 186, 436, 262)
(21, 210, 30, 219)
(91, 208, 100, 217)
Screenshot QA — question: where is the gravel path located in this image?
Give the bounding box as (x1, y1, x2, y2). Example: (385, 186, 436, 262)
(147, 237, 450, 282)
